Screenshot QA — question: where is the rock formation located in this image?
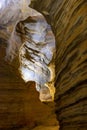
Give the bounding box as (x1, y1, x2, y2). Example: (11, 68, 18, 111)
(0, 0, 56, 102)
(0, 0, 87, 130)
(18, 15, 55, 101)
(0, 40, 58, 129)
(0, 0, 57, 129)
(30, 0, 87, 129)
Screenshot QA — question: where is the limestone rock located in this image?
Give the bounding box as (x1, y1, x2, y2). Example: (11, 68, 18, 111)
(19, 15, 55, 101)
(31, 0, 87, 129)
(0, 44, 58, 129)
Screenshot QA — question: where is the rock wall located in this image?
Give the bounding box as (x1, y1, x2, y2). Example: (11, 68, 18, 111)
(0, 0, 87, 129)
(0, 42, 58, 129)
(0, 44, 28, 129)
(31, 0, 87, 129)
(0, 1, 58, 129)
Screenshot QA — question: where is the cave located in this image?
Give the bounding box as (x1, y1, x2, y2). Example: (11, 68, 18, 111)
(0, 0, 87, 130)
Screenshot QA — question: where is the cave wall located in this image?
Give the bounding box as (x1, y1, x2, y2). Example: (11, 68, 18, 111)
(0, 0, 87, 129)
(0, 43, 58, 129)
(31, 0, 87, 129)
(0, 1, 58, 129)
(0, 44, 28, 129)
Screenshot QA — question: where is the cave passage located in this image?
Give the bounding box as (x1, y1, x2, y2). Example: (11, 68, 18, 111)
(0, 1, 59, 130)
(0, 0, 86, 130)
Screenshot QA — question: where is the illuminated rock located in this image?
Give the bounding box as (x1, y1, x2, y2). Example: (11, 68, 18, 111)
(19, 15, 55, 101)
(0, 0, 56, 102)
(0, 0, 40, 60)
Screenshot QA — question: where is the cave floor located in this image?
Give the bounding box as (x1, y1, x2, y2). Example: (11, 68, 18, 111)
(0, 58, 58, 130)
(21, 83, 59, 130)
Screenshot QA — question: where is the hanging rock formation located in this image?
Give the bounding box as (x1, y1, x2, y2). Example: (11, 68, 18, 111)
(18, 15, 55, 101)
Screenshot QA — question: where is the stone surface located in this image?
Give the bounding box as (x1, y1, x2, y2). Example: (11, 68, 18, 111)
(0, 0, 87, 130)
(31, 0, 87, 129)
(0, 0, 56, 102)
(18, 15, 55, 101)
(0, 44, 58, 129)
(0, 0, 41, 61)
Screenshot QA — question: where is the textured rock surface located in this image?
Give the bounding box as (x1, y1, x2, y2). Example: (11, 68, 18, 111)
(31, 0, 87, 129)
(0, 1, 58, 129)
(19, 15, 55, 101)
(0, 0, 87, 130)
(0, 0, 40, 61)
(0, 44, 58, 129)
(0, 0, 56, 102)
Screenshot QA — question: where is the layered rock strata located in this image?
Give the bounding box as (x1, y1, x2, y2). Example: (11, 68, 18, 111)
(0, 43, 58, 129)
(31, 0, 87, 129)
(0, 0, 87, 129)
